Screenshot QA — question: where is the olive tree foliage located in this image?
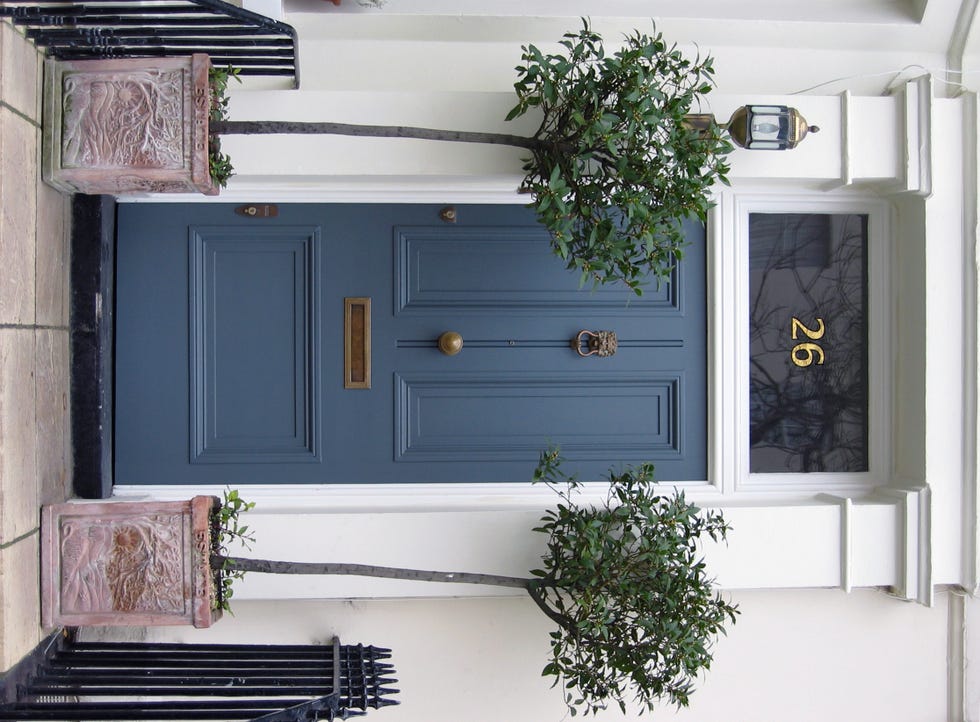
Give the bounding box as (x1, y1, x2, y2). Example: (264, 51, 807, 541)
(507, 20, 733, 294)
(211, 20, 731, 295)
(526, 449, 739, 715)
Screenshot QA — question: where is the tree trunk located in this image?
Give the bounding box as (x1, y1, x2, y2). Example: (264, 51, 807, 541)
(215, 555, 578, 633)
(215, 555, 533, 589)
(209, 120, 545, 151)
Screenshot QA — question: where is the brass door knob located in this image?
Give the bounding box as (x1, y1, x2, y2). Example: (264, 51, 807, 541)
(438, 331, 463, 356)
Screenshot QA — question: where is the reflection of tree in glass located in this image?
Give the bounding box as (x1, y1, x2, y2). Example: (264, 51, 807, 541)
(749, 214, 868, 473)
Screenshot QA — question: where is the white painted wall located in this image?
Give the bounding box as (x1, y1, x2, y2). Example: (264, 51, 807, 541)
(104, 589, 952, 722)
(239, 4, 962, 96)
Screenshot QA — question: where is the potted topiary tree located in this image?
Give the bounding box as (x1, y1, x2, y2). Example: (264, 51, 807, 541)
(40, 450, 736, 714)
(43, 20, 739, 293)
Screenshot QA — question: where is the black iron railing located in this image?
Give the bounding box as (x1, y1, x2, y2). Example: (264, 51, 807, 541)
(0, 635, 399, 721)
(0, 0, 299, 86)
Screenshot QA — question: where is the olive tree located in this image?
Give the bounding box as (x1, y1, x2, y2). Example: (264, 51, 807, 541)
(215, 450, 738, 716)
(209, 20, 732, 294)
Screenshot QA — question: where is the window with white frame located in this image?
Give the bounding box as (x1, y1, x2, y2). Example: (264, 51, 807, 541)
(748, 212, 868, 473)
(731, 197, 891, 492)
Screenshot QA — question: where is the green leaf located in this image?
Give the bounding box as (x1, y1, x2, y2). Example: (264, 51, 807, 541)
(548, 163, 562, 186)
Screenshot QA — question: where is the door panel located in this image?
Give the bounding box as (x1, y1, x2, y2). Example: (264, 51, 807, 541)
(115, 203, 706, 484)
(189, 226, 320, 464)
(394, 226, 673, 313)
(394, 371, 681, 462)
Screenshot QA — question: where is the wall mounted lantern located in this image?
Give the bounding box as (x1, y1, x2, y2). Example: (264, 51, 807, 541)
(687, 105, 820, 150)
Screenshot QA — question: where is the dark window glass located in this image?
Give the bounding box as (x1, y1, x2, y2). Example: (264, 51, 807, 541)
(749, 213, 869, 473)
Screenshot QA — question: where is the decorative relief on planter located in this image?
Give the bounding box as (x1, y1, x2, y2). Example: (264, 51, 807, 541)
(42, 54, 217, 195)
(60, 514, 185, 615)
(41, 496, 221, 628)
(61, 70, 186, 170)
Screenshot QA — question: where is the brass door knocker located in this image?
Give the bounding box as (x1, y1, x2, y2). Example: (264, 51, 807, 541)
(572, 330, 618, 357)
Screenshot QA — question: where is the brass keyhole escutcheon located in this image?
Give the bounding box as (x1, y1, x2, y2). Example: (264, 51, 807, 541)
(438, 331, 463, 356)
(235, 204, 278, 218)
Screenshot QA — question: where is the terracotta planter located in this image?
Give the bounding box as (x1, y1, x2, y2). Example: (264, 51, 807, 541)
(41, 496, 223, 628)
(42, 54, 218, 195)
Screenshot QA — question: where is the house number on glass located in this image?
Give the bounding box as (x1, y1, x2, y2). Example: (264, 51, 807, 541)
(749, 212, 869, 473)
(790, 317, 825, 367)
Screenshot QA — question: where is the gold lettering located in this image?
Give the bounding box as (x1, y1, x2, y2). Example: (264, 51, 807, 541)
(791, 342, 825, 367)
(791, 317, 825, 340)
(790, 317, 826, 367)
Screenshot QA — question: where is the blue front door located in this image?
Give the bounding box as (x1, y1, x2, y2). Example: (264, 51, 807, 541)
(115, 204, 706, 484)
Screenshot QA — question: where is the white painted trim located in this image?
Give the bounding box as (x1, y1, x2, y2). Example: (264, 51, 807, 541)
(842, 495, 854, 593)
(876, 486, 933, 605)
(109, 480, 888, 512)
(710, 190, 745, 496)
(817, 494, 854, 592)
(902, 76, 934, 196)
(840, 90, 853, 188)
(964, 91, 980, 594)
(706, 198, 730, 494)
(110, 481, 627, 512)
(115, 176, 529, 205)
(103, 489, 913, 596)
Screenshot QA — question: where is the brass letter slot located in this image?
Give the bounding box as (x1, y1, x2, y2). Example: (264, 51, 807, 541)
(344, 298, 371, 389)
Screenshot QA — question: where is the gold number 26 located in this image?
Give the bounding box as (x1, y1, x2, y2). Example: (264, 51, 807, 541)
(791, 317, 825, 367)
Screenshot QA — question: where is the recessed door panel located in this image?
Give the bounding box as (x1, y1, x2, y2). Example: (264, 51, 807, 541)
(395, 372, 680, 462)
(189, 227, 320, 464)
